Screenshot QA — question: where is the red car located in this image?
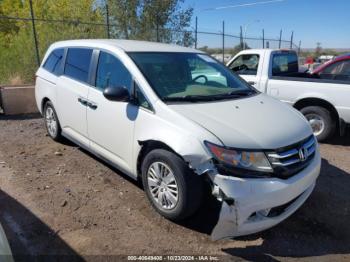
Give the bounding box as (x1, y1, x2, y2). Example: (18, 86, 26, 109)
(312, 53, 350, 81)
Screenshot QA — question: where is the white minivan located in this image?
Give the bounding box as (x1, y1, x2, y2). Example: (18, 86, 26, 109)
(35, 40, 321, 240)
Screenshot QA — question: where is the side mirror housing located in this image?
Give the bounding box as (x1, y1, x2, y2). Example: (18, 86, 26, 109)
(103, 86, 130, 102)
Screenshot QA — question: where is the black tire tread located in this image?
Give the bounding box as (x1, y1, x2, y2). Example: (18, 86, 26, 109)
(141, 149, 203, 221)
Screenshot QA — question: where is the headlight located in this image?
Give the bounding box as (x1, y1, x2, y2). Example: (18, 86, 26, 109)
(205, 141, 272, 173)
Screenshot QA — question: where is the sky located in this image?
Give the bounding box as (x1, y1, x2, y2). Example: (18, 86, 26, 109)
(185, 0, 350, 49)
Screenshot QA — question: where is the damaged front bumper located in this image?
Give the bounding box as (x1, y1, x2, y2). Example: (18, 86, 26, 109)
(209, 149, 321, 240)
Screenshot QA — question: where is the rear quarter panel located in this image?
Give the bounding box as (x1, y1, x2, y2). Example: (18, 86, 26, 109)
(35, 68, 59, 114)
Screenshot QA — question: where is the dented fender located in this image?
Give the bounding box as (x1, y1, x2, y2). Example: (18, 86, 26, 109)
(133, 101, 222, 175)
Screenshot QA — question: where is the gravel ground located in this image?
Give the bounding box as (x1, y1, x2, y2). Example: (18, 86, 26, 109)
(0, 114, 349, 261)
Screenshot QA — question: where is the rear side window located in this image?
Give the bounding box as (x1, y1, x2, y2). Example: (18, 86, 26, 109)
(64, 48, 92, 83)
(272, 52, 298, 76)
(43, 48, 64, 75)
(95, 51, 132, 91)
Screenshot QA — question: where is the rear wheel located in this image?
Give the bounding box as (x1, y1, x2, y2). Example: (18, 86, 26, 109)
(141, 149, 203, 221)
(44, 101, 62, 141)
(300, 106, 335, 141)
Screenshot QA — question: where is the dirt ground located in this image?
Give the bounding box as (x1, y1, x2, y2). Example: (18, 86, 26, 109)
(0, 114, 349, 262)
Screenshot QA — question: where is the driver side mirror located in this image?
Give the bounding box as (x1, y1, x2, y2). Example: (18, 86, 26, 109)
(103, 86, 130, 102)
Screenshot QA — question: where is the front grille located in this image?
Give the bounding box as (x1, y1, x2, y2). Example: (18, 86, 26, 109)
(266, 136, 316, 179)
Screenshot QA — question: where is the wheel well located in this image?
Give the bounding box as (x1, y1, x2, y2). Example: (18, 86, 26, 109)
(41, 97, 50, 113)
(136, 140, 183, 178)
(294, 98, 339, 125)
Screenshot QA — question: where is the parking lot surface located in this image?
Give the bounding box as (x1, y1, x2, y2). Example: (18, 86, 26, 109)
(0, 114, 349, 261)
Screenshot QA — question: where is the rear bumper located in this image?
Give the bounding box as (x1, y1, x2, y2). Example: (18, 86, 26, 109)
(210, 148, 321, 240)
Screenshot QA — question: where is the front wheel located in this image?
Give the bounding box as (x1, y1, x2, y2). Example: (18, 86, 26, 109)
(300, 106, 335, 142)
(141, 149, 203, 221)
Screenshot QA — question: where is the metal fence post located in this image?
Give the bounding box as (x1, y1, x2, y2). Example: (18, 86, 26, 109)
(29, 0, 40, 66)
(262, 29, 265, 49)
(279, 29, 282, 49)
(290, 31, 294, 49)
(240, 26, 243, 49)
(106, 3, 110, 39)
(222, 20, 225, 63)
(194, 16, 198, 49)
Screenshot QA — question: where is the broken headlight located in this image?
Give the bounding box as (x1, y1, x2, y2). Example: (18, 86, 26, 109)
(205, 141, 272, 173)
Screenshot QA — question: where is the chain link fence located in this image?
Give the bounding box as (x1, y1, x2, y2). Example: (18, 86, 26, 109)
(0, 4, 299, 85)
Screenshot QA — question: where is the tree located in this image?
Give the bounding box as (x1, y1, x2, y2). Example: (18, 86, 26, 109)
(106, 0, 194, 45)
(0, 0, 105, 84)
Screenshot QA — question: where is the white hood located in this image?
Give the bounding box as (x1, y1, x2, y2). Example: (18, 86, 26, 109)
(168, 94, 312, 149)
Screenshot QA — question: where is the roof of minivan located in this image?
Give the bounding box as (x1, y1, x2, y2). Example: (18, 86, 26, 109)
(51, 39, 203, 53)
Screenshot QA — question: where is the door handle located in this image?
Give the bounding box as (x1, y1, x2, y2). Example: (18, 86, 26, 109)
(248, 81, 256, 85)
(87, 102, 98, 110)
(78, 97, 88, 106)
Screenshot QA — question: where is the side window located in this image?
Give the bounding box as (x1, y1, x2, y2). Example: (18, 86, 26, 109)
(43, 48, 64, 75)
(229, 54, 260, 75)
(318, 62, 342, 80)
(95, 51, 132, 91)
(334, 61, 350, 81)
(322, 62, 341, 74)
(64, 48, 92, 83)
(272, 53, 298, 76)
(339, 61, 350, 76)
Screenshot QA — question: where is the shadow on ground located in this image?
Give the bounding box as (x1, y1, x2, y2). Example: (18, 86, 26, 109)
(326, 126, 350, 146)
(0, 113, 41, 121)
(0, 190, 83, 261)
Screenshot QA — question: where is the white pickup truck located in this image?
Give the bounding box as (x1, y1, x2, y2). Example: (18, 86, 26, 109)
(226, 49, 350, 141)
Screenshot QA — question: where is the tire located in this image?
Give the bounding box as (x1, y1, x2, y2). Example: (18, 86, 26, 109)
(44, 101, 63, 141)
(300, 106, 335, 141)
(141, 149, 203, 221)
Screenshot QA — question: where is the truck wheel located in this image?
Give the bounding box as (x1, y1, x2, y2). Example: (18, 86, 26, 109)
(141, 149, 203, 221)
(44, 101, 63, 141)
(300, 106, 335, 141)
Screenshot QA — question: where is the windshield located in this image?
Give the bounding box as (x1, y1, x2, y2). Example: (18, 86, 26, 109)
(128, 52, 256, 102)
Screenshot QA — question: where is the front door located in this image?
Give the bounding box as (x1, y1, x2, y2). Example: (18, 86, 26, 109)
(87, 50, 137, 175)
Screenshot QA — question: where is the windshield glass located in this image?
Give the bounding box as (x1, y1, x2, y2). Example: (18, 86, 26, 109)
(128, 52, 255, 102)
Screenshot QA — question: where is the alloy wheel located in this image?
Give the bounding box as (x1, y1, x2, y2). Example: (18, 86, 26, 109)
(147, 162, 179, 210)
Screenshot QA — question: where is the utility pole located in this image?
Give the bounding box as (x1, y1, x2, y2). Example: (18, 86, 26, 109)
(243, 20, 260, 49)
(290, 31, 294, 49)
(279, 29, 282, 49)
(262, 29, 265, 49)
(29, 0, 40, 66)
(194, 16, 198, 49)
(106, 3, 110, 39)
(222, 20, 225, 63)
(240, 26, 243, 49)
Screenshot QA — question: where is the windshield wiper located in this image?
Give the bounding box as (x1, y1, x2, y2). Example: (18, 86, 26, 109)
(162, 95, 217, 102)
(200, 90, 256, 100)
(162, 90, 256, 103)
